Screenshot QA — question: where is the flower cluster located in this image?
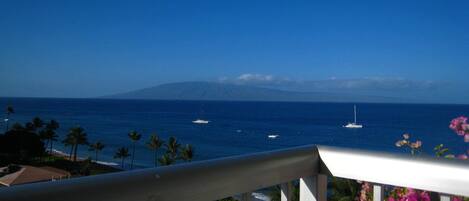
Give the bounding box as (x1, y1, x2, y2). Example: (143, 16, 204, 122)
(357, 181, 372, 201)
(395, 134, 422, 155)
(450, 116, 469, 138)
(449, 116, 469, 159)
(388, 188, 430, 201)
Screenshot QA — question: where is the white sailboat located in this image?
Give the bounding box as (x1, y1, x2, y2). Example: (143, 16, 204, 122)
(268, 134, 279, 139)
(192, 105, 210, 124)
(193, 119, 209, 124)
(344, 105, 363, 128)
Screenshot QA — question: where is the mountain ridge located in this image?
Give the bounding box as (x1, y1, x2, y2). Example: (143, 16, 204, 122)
(103, 81, 407, 103)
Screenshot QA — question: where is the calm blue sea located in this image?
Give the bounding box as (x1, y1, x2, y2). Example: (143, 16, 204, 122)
(1, 97, 469, 168)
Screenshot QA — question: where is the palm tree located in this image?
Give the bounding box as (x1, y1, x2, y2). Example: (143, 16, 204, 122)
(40, 128, 59, 154)
(32, 117, 44, 131)
(25, 117, 44, 133)
(114, 147, 130, 168)
(62, 136, 74, 160)
(158, 153, 175, 166)
(41, 120, 60, 154)
(11, 122, 24, 131)
(180, 144, 194, 162)
(127, 131, 141, 169)
(165, 136, 180, 159)
(5, 105, 14, 132)
(46, 119, 59, 130)
(147, 134, 164, 167)
(64, 126, 89, 161)
(25, 122, 35, 132)
(89, 141, 105, 162)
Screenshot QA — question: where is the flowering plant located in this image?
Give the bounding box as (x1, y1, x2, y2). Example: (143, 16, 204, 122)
(357, 116, 469, 201)
(395, 133, 422, 155)
(357, 181, 372, 201)
(387, 188, 430, 201)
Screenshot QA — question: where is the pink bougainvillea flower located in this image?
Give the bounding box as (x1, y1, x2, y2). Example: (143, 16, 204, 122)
(453, 196, 463, 201)
(420, 191, 430, 201)
(450, 116, 468, 136)
(457, 154, 468, 160)
(464, 124, 469, 133)
(405, 188, 419, 201)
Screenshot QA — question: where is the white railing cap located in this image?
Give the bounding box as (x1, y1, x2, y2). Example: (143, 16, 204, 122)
(318, 146, 469, 197)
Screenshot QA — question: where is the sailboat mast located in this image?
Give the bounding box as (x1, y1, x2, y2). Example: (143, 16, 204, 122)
(354, 105, 357, 123)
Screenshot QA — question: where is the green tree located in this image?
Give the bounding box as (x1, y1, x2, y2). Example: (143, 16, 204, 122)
(40, 128, 59, 154)
(158, 153, 175, 166)
(62, 136, 74, 160)
(63, 126, 89, 162)
(46, 119, 59, 130)
(4, 105, 14, 132)
(32, 117, 44, 130)
(89, 141, 105, 162)
(10, 122, 23, 131)
(40, 120, 60, 154)
(127, 131, 141, 169)
(165, 136, 180, 159)
(24, 117, 44, 134)
(329, 177, 360, 201)
(147, 134, 164, 167)
(114, 147, 130, 168)
(180, 144, 194, 162)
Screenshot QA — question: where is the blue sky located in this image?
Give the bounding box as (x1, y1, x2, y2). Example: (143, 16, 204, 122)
(1, 0, 468, 100)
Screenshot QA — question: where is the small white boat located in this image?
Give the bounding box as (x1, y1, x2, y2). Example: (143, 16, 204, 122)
(344, 105, 363, 128)
(268, 134, 279, 139)
(344, 123, 363, 128)
(193, 119, 209, 124)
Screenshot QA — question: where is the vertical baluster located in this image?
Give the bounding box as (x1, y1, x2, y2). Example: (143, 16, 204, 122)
(300, 174, 327, 201)
(440, 194, 451, 201)
(373, 184, 384, 201)
(281, 181, 294, 201)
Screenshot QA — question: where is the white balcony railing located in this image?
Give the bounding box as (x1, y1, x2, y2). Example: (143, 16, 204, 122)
(0, 145, 469, 201)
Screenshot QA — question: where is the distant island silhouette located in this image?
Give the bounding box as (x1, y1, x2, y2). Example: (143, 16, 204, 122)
(103, 81, 406, 103)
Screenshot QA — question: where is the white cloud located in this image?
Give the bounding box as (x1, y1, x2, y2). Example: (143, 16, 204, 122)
(237, 73, 274, 82)
(219, 74, 439, 92)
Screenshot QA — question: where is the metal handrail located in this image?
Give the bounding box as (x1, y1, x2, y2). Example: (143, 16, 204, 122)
(0, 145, 319, 201)
(0, 145, 469, 201)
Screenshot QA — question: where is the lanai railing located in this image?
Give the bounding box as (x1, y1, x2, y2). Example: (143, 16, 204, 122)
(0, 145, 468, 201)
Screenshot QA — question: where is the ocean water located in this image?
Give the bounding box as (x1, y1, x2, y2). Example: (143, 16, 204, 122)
(1, 97, 469, 168)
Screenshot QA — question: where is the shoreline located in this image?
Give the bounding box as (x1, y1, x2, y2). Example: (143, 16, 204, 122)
(51, 149, 120, 167)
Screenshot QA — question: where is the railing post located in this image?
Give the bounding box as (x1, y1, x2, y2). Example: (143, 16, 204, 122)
(300, 174, 327, 201)
(440, 194, 451, 201)
(373, 184, 384, 201)
(240, 192, 252, 201)
(281, 181, 294, 201)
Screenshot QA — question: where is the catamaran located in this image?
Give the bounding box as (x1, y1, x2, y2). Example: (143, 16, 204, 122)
(344, 105, 363, 128)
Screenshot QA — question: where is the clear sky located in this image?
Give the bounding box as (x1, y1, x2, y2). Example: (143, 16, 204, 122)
(1, 0, 468, 98)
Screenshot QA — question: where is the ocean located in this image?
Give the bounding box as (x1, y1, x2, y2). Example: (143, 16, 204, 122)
(1, 97, 468, 168)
